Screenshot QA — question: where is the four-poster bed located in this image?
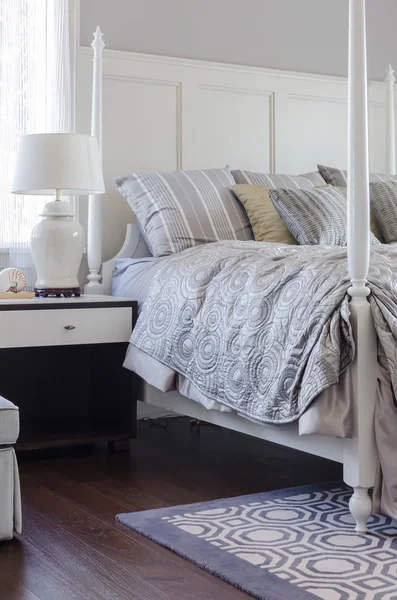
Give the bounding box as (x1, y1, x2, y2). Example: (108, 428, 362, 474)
(83, 0, 397, 533)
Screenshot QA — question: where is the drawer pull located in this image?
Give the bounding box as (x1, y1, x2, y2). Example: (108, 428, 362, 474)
(64, 325, 76, 331)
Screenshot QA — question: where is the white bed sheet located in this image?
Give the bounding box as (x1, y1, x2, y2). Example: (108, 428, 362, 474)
(112, 256, 167, 311)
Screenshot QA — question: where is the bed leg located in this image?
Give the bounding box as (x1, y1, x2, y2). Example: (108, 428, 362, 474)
(349, 486, 372, 533)
(343, 298, 377, 535)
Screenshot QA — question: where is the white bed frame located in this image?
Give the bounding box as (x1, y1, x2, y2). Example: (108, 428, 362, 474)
(86, 1, 396, 533)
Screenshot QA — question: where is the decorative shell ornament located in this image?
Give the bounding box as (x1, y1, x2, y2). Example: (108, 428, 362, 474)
(0, 268, 27, 293)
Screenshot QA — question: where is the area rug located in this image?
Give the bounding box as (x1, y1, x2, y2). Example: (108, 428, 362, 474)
(116, 483, 397, 600)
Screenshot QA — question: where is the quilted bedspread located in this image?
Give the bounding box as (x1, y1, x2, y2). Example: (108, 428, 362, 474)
(129, 240, 397, 424)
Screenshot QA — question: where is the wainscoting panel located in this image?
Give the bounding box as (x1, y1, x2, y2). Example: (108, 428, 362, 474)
(286, 94, 348, 174)
(193, 85, 273, 172)
(103, 76, 181, 175)
(103, 76, 181, 257)
(368, 104, 397, 173)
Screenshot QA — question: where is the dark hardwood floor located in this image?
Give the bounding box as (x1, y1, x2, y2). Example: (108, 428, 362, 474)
(1, 418, 342, 600)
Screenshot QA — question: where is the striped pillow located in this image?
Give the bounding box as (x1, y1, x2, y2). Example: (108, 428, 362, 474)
(268, 187, 380, 246)
(300, 171, 328, 186)
(114, 168, 253, 257)
(370, 181, 397, 242)
(231, 169, 326, 189)
(334, 185, 384, 242)
(318, 164, 397, 187)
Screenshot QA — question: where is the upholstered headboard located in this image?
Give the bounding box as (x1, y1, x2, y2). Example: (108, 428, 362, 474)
(102, 223, 151, 295)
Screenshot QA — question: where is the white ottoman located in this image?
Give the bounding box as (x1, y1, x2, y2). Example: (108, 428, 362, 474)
(0, 397, 21, 540)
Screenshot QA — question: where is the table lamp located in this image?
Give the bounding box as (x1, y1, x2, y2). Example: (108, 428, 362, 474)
(12, 133, 105, 297)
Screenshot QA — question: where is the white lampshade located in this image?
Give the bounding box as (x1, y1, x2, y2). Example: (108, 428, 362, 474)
(11, 133, 105, 195)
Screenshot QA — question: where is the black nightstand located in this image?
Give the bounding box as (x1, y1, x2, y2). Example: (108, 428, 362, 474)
(0, 295, 139, 450)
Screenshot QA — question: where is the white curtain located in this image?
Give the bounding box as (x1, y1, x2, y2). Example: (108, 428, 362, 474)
(0, 0, 73, 287)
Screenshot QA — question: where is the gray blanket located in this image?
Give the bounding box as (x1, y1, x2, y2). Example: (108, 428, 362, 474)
(129, 240, 397, 424)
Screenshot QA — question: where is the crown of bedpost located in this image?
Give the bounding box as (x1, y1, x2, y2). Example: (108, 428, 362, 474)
(92, 26, 105, 55)
(385, 64, 395, 85)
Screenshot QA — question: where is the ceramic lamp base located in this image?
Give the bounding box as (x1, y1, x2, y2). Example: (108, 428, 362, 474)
(35, 287, 81, 298)
(31, 199, 85, 294)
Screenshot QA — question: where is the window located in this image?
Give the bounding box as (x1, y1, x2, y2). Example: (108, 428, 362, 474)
(0, 0, 75, 285)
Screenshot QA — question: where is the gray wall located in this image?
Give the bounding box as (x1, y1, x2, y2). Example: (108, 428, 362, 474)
(80, 0, 397, 82)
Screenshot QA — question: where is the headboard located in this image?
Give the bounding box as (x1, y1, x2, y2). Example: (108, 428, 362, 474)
(77, 34, 397, 293)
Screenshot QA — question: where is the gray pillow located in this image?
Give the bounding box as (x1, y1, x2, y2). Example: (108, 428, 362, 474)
(231, 169, 326, 189)
(318, 164, 397, 187)
(370, 181, 397, 243)
(114, 167, 253, 256)
(268, 187, 379, 246)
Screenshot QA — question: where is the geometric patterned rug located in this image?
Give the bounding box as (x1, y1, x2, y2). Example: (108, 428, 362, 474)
(117, 483, 397, 600)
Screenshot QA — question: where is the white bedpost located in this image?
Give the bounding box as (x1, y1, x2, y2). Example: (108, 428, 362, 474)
(385, 65, 396, 175)
(343, 0, 378, 534)
(84, 26, 105, 295)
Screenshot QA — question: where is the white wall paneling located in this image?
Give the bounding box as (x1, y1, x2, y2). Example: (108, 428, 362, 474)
(103, 76, 181, 259)
(368, 103, 397, 174)
(285, 94, 348, 174)
(77, 47, 396, 262)
(193, 85, 274, 172)
(369, 103, 387, 173)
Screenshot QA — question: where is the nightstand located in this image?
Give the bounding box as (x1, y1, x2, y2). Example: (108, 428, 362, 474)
(0, 295, 138, 450)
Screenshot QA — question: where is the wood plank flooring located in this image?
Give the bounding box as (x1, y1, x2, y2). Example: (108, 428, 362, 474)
(0, 418, 342, 600)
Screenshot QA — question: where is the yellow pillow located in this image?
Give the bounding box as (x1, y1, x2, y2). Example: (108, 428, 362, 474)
(232, 184, 297, 245)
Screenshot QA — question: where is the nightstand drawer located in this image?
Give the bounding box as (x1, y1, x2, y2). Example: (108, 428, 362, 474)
(0, 307, 133, 348)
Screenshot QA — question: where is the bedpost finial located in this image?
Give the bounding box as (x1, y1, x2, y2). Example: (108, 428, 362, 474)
(92, 26, 105, 54)
(385, 64, 395, 84)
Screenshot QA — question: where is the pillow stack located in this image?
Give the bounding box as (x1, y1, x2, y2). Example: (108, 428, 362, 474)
(232, 169, 380, 246)
(114, 163, 393, 254)
(115, 166, 330, 255)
